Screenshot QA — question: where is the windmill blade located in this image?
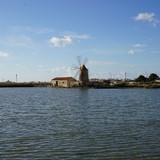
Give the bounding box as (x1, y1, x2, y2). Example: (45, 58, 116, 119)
(74, 70, 80, 80)
(76, 56, 82, 67)
(71, 64, 80, 70)
(83, 57, 88, 65)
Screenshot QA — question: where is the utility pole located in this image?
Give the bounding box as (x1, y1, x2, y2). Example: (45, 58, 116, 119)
(16, 74, 17, 82)
(125, 72, 127, 80)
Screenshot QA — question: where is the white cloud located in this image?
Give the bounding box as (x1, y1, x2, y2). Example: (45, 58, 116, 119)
(128, 43, 146, 55)
(128, 49, 144, 55)
(71, 34, 89, 39)
(0, 51, 9, 57)
(128, 50, 135, 55)
(50, 36, 74, 47)
(134, 12, 159, 26)
(50, 34, 89, 47)
(134, 13, 154, 22)
(134, 44, 146, 48)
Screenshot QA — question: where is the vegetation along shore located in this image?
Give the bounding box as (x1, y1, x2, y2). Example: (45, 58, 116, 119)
(1, 73, 160, 89)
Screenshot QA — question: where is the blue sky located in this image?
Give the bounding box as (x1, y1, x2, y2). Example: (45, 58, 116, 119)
(0, 0, 160, 82)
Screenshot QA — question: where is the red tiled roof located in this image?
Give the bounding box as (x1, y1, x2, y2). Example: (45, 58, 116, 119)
(52, 77, 75, 81)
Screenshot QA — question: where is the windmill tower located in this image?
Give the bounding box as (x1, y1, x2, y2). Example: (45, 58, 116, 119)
(72, 56, 89, 86)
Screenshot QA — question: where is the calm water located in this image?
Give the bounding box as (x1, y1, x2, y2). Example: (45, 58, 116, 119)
(0, 88, 160, 160)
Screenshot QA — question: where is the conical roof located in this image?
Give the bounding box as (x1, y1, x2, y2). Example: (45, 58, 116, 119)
(80, 65, 88, 70)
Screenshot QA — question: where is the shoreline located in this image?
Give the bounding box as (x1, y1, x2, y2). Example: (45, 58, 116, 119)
(0, 82, 160, 89)
(0, 82, 51, 88)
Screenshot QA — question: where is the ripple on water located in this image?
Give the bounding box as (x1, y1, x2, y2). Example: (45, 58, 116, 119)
(0, 88, 160, 159)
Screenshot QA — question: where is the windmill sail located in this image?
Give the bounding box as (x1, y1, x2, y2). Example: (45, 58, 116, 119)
(71, 56, 89, 86)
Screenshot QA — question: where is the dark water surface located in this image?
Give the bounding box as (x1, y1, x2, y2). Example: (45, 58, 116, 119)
(0, 88, 160, 159)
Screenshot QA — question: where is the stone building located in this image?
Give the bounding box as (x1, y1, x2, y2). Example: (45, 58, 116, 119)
(51, 77, 79, 88)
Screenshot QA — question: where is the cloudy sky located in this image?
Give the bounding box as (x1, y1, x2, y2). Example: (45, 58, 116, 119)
(0, 0, 160, 82)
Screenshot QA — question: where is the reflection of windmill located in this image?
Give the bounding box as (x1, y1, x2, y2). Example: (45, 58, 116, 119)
(72, 56, 89, 85)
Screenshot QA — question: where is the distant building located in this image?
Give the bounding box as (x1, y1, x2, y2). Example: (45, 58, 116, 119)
(155, 78, 160, 83)
(51, 77, 79, 88)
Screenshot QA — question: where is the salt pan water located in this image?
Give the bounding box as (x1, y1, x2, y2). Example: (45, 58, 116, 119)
(0, 88, 160, 159)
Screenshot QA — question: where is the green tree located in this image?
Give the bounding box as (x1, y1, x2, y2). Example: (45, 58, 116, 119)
(148, 73, 159, 81)
(135, 75, 147, 82)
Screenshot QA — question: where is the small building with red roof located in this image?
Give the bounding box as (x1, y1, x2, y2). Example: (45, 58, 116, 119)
(51, 77, 79, 87)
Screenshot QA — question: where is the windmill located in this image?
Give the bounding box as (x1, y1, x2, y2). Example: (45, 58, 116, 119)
(72, 56, 89, 85)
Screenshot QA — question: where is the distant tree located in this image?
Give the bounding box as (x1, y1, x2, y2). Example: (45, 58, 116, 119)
(148, 73, 159, 81)
(135, 75, 147, 82)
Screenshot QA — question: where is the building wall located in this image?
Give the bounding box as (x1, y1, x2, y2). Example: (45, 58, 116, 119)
(51, 77, 80, 88)
(70, 81, 80, 87)
(51, 80, 69, 87)
(155, 79, 160, 83)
